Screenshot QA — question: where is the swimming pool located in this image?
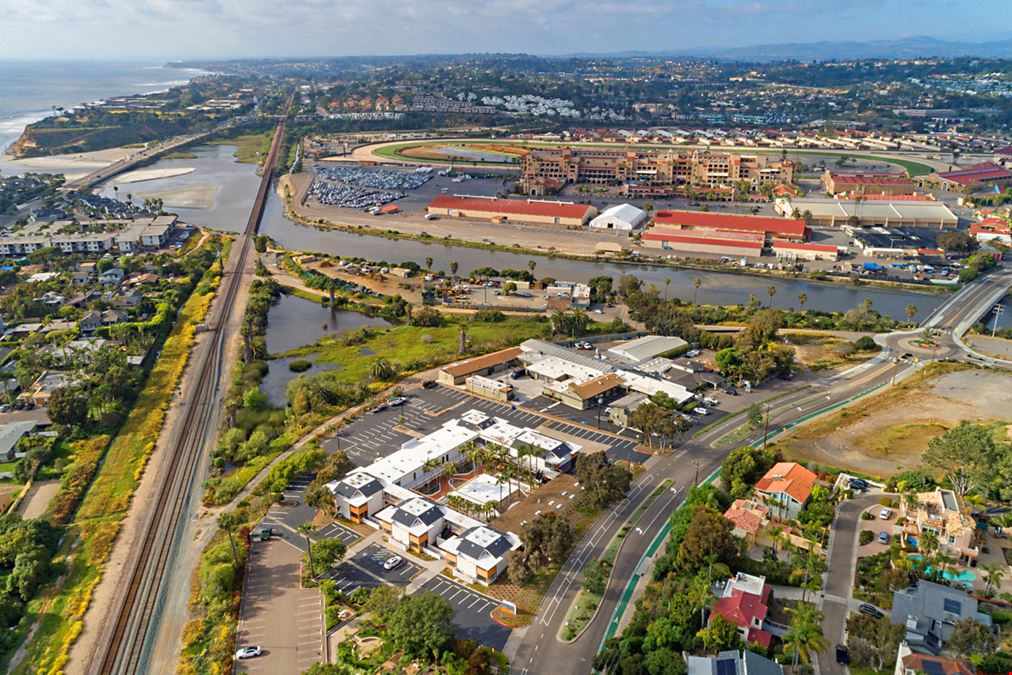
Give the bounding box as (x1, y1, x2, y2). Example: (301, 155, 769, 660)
(908, 554, 977, 583)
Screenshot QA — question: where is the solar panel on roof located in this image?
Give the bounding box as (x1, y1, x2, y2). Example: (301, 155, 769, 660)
(921, 660, 945, 675)
(942, 597, 962, 615)
(715, 657, 738, 675)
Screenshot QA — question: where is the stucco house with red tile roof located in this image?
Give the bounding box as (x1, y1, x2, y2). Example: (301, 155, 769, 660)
(754, 462, 818, 520)
(709, 572, 774, 650)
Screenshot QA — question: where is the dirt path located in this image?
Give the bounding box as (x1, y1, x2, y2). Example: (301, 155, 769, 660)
(15, 480, 59, 519)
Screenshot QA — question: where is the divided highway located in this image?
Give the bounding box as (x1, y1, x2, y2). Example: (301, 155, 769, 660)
(90, 119, 286, 675)
(508, 266, 1011, 674)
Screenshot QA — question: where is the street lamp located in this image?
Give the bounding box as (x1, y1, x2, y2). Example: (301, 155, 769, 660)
(596, 394, 604, 429)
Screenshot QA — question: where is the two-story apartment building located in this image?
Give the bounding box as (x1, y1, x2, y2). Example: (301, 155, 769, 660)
(439, 525, 521, 586)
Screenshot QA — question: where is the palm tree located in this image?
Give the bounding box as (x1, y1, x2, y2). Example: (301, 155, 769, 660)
(693, 277, 702, 304)
(298, 522, 317, 578)
(664, 276, 671, 301)
(527, 260, 536, 277)
(449, 261, 459, 279)
(982, 561, 1006, 596)
(783, 603, 829, 666)
(218, 512, 240, 566)
(424, 257, 433, 273)
(798, 292, 807, 311)
(905, 304, 918, 324)
(371, 358, 394, 381)
(766, 285, 776, 308)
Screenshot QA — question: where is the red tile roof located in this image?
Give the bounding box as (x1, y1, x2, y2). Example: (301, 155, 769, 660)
(711, 587, 772, 649)
(936, 162, 1012, 186)
(901, 654, 974, 675)
(994, 145, 1012, 156)
(640, 231, 764, 251)
(755, 462, 818, 504)
(428, 195, 594, 220)
(830, 173, 914, 185)
(652, 209, 807, 238)
(844, 193, 936, 201)
(772, 242, 839, 253)
(724, 506, 765, 535)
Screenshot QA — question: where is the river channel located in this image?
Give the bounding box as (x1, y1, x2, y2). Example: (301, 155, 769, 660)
(117, 144, 955, 321)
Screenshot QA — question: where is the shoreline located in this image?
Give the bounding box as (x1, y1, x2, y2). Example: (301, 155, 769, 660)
(274, 178, 950, 298)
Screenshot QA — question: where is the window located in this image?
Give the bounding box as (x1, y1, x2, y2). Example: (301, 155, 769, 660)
(947, 536, 955, 544)
(942, 598, 962, 615)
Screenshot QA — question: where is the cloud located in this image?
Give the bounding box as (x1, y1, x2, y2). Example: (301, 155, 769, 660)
(0, 0, 996, 59)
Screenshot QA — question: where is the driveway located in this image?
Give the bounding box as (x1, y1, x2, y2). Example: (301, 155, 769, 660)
(236, 538, 324, 674)
(818, 492, 887, 675)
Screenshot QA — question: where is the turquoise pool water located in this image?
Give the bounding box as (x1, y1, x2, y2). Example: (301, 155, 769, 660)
(908, 554, 977, 582)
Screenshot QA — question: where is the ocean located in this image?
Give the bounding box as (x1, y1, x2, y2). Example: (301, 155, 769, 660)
(0, 60, 206, 171)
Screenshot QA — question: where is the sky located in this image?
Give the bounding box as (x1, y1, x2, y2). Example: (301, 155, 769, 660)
(1, 0, 1010, 60)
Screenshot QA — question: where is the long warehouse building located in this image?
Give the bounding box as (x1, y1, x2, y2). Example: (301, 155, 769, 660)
(426, 195, 597, 227)
(774, 197, 957, 228)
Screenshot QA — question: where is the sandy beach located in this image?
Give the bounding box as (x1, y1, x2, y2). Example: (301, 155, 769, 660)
(110, 167, 196, 185)
(136, 184, 218, 209)
(3, 145, 138, 178)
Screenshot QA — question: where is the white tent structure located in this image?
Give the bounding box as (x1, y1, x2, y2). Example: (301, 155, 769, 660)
(589, 203, 647, 231)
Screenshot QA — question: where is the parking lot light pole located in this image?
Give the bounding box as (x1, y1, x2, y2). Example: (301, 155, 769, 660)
(596, 394, 604, 429)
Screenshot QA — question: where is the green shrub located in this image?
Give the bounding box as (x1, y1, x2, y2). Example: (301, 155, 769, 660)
(289, 359, 312, 373)
(859, 530, 874, 546)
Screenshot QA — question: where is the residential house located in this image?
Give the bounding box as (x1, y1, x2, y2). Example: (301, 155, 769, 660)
(28, 371, 79, 407)
(0, 421, 39, 461)
(708, 572, 774, 650)
(724, 499, 769, 546)
(98, 267, 125, 285)
(326, 471, 385, 523)
(754, 462, 818, 520)
(686, 649, 784, 675)
(113, 288, 144, 308)
(900, 488, 980, 565)
(80, 311, 103, 334)
(102, 309, 129, 326)
(439, 525, 521, 586)
(894, 643, 974, 675)
(891, 580, 993, 655)
(378, 497, 446, 554)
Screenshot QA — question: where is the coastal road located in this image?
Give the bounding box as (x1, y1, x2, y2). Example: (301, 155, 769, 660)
(508, 268, 1012, 673)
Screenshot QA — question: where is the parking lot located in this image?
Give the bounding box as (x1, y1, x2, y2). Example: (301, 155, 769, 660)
(354, 543, 423, 583)
(322, 398, 434, 466)
(419, 576, 511, 651)
(320, 561, 384, 595)
(545, 421, 649, 463)
(259, 472, 361, 551)
(236, 538, 324, 674)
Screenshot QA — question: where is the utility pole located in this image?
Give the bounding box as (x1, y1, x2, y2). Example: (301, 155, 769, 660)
(992, 304, 1005, 338)
(693, 459, 702, 485)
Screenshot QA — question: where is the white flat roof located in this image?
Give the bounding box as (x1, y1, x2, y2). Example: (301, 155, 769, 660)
(607, 335, 688, 363)
(366, 419, 477, 484)
(450, 473, 521, 505)
(620, 371, 694, 404)
(526, 354, 607, 382)
(780, 197, 957, 222)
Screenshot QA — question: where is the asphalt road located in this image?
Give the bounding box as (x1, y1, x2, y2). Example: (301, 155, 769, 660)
(509, 267, 1012, 673)
(817, 493, 883, 675)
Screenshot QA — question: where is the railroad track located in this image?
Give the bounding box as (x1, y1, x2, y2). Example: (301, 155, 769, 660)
(96, 117, 287, 675)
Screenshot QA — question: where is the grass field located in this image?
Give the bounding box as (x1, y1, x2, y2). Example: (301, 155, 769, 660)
(283, 316, 553, 386)
(210, 131, 273, 164)
(11, 256, 223, 674)
(370, 139, 936, 176)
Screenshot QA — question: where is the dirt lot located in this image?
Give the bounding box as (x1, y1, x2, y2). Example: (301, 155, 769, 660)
(770, 366, 1012, 479)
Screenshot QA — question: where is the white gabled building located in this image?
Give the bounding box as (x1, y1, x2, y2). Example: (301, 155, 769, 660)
(377, 497, 447, 554)
(440, 525, 521, 586)
(326, 471, 385, 523)
(589, 203, 648, 231)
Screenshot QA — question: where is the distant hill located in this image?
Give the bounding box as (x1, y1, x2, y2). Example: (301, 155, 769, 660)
(684, 35, 1012, 62)
(566, 36, 1012, 63)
